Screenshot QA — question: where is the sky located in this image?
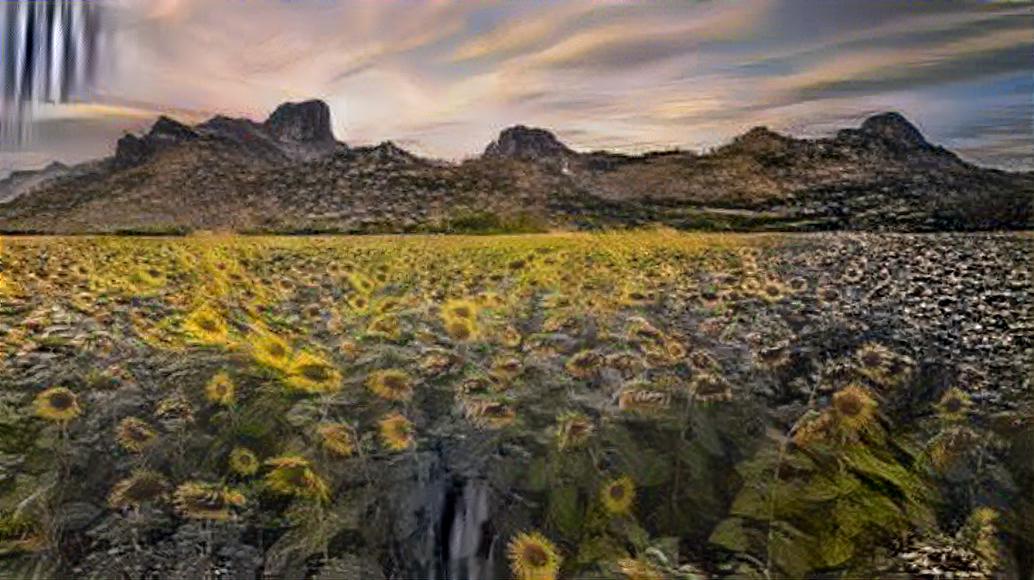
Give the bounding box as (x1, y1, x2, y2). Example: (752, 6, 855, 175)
(1, 0, 1031, 176)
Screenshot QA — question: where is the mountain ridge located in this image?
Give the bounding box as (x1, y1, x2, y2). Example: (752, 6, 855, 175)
(0, 100, 1030, 234)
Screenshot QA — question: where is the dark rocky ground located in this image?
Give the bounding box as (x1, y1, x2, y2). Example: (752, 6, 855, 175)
(0, 232, 1030, 579)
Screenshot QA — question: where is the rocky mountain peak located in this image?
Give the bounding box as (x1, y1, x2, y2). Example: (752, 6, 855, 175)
(483, 125, 574, 162)
(859, 112, 928, 148)
(264, 99, 335, 144)
(148, 116, 198, 142)
(727, 126, 790, 154)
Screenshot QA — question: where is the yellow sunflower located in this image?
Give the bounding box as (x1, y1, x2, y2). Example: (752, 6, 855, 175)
(600, 476, 636, 515)
(108, 469, 168, 509)
(34, 387, 81, 423)
(316, 422, 356, 458)
(378, 412, 415, 452)
(367, 369, 414, 401)
(265, 456, 330, 502)
(249, 330, 293, 372)
(555, 412, 594, 451)
(228, 447, 260, 476)
(831, 383, 879, 433)
(173, 482, 246, 521)
(182, 304, 230, 346)
(284, 351, 342, 394)
(507, 531, 562, 580)
(936, 387, 972, 422)
(116, 417, 158, 452)
(204, 372, 236, 407)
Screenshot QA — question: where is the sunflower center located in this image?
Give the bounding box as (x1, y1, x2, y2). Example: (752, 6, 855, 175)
(523, 544, 549, 567)
(860, 352, 883, 368)
(944, 397, 962, 413)
(48, 391, 74, 410)
(836, 394, 864, 416)
(609, 484, 626, 500)
(300, 364, 331, 382)
(198, 317, 219, 332)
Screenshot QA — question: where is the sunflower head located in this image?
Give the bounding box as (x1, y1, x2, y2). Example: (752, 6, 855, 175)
(444, 316, 478, 342)
(854, 342, 910, 387)
(34, 387, 81, 423)
(155, 394, 195, 427)
(690, 373, 733, 403)
(831, 384, 879, 434)
(367, 369, 414, 401)
(461, 398, 517, 429)
(601, 475, 636, 515)
(442, 299, 478, 322)
(264, 455, 330, 502)
(366, 314, 402, 341)
(555, 411, 594, 451)
(507, 531, 562, 580)
(565, 350, 602, 379)
(490, 357, 524, 382)
(116, 417, 158, 452)
(108, 469, 168, 509)
(182, 305, 230, 346)
(204, 372, 236, 407)
(378, 412, 415, 452)
(229, 447, 260, 476)
(285, 351, 342, 394)
(173, 481, 246, 521)
(936, 387, 972, 422)
(250, 330, 292, 372)
(317, 422, 356, 458)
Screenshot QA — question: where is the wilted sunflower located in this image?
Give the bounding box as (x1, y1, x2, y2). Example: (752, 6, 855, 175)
(116, 417, 158, 452)
(108, 469, 168, 510)
(507, 531, 562, 580)
(378, 412, 415, 452)
(462, 398, 517, 429)
(285, 352, 342, 394)
(690, 373, 733, 403)
(317, 422, 356, 458)
(936, 387, 973, 422)
(155, 394, 195, 427)
(565, 350, 602, 379)
(618, 386, 672, 415)
(34, 387, 81, 423)
(555, 411, 594, 451)
(498, 325, 523, 349)
(601, 476, 636, 515)
(617, 557, 666, 580)
(182, 305, 230, 345)
(250, 330, 292, 372)
(204, 372, 236, 407)
(367, 369, 414, 401)
(264, 456, 330, 502)
(927, 425, 981, 471)
(229, 447, 260, 476)
(831, 384, 879, 434)
(173, 482, 246, 521)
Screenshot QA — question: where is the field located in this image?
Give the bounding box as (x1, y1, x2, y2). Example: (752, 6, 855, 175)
(0, 232, 1031, 579)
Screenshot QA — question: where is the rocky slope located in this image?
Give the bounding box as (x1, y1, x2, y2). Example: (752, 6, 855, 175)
(0, 101, 1030, 233)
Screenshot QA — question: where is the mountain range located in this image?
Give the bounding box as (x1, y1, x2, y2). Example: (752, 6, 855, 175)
(0, 99, 1030, 234)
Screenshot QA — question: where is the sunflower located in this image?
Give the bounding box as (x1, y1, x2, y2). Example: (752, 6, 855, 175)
(264, 456, 330, 502)
(757, 278, 788, 302)
(461, 398, 517, 429)
(601, 475, 636, 515)
(490, 357, 524, 382)
(250, 330, 293, 372)
(617, 558, 666, 580)
(378, 412, 415, 452)
(442, 299, 478, 322)
(367, 314, 402, 341)
(204, 372, 236, 407)
(565, 350, 602, 379)
(182, 304, 230, 346)
(284, 351, 342, 394)
(936, 387, 972, 422)
(507, 531, 562, 580)
(690, 373, 733, 403)
(33, 387, 81, 423)
(116, 417, 158, 452)
(316, 422, 356, 458)
(617, 387, 671, 415)
(108, 469, 168, 509)
(831, 384, 879, 433)
(928, 425, 980, 470)
(555, 411, 594, 451)
(173, 482, 246, 521)
(854, 342, 901, 387)
(498, 325, 523, 349)
(444, 316, 478, 342)
(346, 293, 370, 313)
(228, 447, 260, 476)
(367, 369, 414, 402)
(155, 395, 195, 427)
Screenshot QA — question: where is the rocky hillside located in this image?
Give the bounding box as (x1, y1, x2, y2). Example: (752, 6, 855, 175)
(0, 101, 1030, 233)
